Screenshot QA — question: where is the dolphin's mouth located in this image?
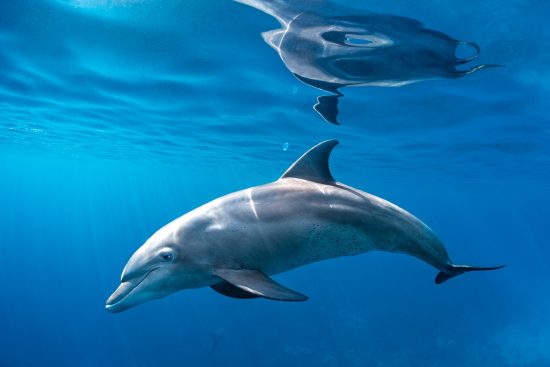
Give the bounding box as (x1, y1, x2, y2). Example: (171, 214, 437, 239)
(105, 267, 158, 313)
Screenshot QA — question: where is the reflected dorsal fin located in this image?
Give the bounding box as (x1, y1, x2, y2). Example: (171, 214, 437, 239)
(280, 140, 338, 184)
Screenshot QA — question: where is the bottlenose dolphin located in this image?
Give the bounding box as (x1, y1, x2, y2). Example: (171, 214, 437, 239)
(106, 140, 503, 313)
(236, 0, 498, 124)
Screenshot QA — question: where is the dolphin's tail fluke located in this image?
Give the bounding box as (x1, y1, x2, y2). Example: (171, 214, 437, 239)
(435, 264, 505, 284)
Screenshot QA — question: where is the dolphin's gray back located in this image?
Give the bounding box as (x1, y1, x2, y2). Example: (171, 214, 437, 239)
(194, 178, 452, 275)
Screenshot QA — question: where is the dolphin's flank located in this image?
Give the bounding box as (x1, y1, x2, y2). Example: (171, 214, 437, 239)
(106, 140, 504, 313)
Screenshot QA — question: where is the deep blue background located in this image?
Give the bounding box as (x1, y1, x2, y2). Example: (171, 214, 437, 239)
(1, 0, 549, 366)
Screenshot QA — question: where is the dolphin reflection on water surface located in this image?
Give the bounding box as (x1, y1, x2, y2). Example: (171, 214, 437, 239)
(236, 0, 498, 124)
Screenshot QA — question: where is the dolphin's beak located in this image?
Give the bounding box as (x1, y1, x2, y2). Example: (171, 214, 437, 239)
(105, 281, 137, 313)
(105, 268, 157, 313)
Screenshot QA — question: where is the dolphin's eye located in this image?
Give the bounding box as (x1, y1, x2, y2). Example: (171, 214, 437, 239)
(162, 253, 173, 261)
(159, 249, 175, 262)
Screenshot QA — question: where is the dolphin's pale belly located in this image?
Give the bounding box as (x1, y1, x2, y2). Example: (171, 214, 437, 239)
(197, 178, 451, 276)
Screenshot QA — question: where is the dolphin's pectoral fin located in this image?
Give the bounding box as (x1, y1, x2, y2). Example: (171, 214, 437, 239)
(435, 264, 506, 284)
(210, 281, 260, 299)
(314, 95, 341, 125)
(280, 139, 339, 184)
(213, 269, 309, 302)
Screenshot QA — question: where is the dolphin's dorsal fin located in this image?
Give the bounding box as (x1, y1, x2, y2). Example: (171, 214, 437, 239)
(213, 268, 308, 301)
(280, 140, 338, 184)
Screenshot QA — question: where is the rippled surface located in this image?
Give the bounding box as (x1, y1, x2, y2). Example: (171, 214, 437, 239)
(0, 0, 549, 179)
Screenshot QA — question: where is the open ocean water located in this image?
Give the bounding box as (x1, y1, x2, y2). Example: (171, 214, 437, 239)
(1, 0, 549, 366)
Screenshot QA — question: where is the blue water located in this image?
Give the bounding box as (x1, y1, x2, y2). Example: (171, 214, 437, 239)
(1, 0, 549, 366)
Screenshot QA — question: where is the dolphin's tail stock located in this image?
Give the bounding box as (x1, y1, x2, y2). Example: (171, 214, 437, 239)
(435, 264, 505, 284)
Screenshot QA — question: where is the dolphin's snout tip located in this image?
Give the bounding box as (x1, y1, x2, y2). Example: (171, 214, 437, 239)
(105, 302, 124, 314)
(105, 303, 116, 313)
(105, 293, 116, 306)
(105, 295, 120, 313)
(105, 297, 127, 313)
(105, 282, 131, 313)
